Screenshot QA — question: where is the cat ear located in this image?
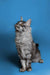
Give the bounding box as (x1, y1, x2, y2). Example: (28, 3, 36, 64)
(21, 16, 23, 21)
(26, 19, 31, 26)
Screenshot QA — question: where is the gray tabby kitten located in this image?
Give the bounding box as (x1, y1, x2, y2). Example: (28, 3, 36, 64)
(15, 17, 43, 72)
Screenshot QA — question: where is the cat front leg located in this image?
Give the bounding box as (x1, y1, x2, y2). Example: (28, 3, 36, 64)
(26, 59, 32, 71)
(20, 59, 26, 72)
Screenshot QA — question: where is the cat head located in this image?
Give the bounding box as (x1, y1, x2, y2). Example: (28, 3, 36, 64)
(15, 17, 31, 32)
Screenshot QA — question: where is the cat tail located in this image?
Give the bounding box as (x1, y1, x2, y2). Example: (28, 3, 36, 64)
(32, 42, 43, 63)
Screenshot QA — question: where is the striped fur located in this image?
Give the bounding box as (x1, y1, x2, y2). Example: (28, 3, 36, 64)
(15, 18, 43, 72)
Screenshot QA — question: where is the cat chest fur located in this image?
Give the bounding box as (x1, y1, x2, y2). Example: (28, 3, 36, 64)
(15, 31, 33, 59)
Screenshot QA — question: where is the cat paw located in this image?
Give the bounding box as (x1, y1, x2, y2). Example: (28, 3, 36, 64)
(27, 67, 32, 71)
(20, 68, 26, 72)
(39, 59, 44, 63)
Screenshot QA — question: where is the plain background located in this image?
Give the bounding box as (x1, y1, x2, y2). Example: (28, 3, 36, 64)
(0, 0, 50, 75)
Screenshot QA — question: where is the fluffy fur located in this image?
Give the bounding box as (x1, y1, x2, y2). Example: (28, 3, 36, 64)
(15, 17, 43, 72)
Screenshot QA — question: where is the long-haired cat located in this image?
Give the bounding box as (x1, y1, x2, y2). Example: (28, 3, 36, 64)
(15, 17, 43, 72)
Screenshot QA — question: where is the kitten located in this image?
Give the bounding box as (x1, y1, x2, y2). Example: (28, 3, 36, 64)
(15, 17, 43, 72)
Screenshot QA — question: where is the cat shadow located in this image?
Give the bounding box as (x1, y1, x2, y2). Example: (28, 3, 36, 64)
(0, 34, 21, 68)
(7, 53, 21, 68)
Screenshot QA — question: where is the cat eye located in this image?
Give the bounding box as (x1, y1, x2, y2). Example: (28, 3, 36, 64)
(22, 25, 26, 28)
